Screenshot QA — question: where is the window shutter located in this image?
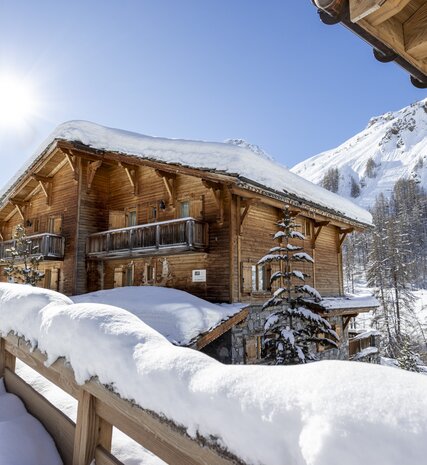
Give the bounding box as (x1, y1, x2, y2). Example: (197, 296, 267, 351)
(241, 262, 253, 293)
(190, 196, 204, 220)
(114, 267, 124, 287)
(53, 217, 62, 234)
(109, 210, 126, 229)
(50, 268, 60, 291)
(270, 262, 281, 291)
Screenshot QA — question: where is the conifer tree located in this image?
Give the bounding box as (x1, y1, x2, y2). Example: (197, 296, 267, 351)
(397, 336, 421, 373)
(1, 224, 45, 286)
(258, 207, 339, 365)
(321, 167, 339, 193)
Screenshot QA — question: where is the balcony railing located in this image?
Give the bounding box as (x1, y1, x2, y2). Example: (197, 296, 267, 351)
(87, 217, 208, 259)
(0, 233, 65, 261)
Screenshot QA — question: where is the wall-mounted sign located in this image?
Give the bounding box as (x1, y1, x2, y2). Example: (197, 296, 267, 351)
(192, 269, 206, 282)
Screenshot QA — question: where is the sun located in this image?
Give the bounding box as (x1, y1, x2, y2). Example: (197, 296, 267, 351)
(0, 75, 38, 128)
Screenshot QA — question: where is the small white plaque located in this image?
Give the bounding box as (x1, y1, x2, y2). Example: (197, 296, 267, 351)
(192, 269, 206, 282)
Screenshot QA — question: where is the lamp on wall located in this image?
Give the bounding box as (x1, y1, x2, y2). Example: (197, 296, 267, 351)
(159, 200, 166, 211)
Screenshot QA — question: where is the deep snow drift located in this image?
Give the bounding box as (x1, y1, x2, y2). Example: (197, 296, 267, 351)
(292, 99, 427, 208)
(1, 283, 427, 465)
(71, 286, 245, 346)
(0, 120, 372, 226)
(0, 378, 63, 465)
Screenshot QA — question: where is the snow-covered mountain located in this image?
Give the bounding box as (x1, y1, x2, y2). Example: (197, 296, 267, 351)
(291, 99, 427, 208)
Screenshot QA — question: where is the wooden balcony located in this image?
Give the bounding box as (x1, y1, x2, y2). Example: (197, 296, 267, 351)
(87, 217, 208, 259)
(0, 233, 65, 261)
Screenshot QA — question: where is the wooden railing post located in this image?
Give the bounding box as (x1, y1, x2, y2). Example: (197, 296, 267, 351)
(155, 224, 160, 249)
(0, 338, 16, 376)
(73, 390, 112, 465)
(0, 338, 5, 378)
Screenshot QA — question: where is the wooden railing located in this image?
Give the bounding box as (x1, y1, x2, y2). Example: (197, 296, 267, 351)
(0, 233, 65, 261)
(86, 218, 208, 259)
(0, 334, 240, 465)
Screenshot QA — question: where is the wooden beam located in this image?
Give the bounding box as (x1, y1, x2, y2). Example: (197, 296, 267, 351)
(31, 174, 53, 206)
(64, 151, 80, 181)
(342, 315, 355, 331)
(404, 3, 427, 60)
(203, 180, 224, 224)
(87, 160, 103, 192)
(119, 163, 139, 195)
(350, 0, 386, 23)
(337, 227, 354, 252)
(239, 199, 256, 235)
(366, 0, 411, 26)
(196, 308, 249, 350)
(73, 390, 98, 465)
(156, 170, 176, 207)
(312, 220, 330, 249)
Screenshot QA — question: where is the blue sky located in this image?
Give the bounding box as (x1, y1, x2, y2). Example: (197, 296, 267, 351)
(0, 0, 425, 188)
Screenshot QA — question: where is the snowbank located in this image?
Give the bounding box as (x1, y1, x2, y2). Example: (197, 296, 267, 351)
(0, 120, 372, 226)
(0, 378, 63, 465)
(71, 286, 245, 346)
(2, 283, 427, 465)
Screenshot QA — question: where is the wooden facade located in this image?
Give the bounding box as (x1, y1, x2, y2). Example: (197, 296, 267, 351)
(314, 0, 427, 88)
(0, 138, 366, 306)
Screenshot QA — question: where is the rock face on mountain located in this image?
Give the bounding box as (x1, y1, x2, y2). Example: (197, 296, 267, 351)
(291, 99, 427, 208)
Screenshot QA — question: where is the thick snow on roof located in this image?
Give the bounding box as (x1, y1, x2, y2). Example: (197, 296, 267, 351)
(0, 120, 372, 226)
(2, 283, 427, 465)
(305, 294, 379, 311)
(0, 378, 63, 465)
(71, 286, 245, 346)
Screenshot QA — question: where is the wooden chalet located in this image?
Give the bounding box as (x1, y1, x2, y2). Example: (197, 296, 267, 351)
(314, 0, 427, 88)
(0, 121, 377, 362)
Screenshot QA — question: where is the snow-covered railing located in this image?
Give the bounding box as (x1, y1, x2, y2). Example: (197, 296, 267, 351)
(0, 233, 65, 260)
(1, 284, 427, 465)
(86, 217, 208, 259)
(0, 334, 239, 465)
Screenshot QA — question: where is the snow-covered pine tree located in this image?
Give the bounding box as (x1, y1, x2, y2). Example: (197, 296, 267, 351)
(258, 207, 339, 365)
(397, 336, 421, 373)
(1, 224, 45, 286)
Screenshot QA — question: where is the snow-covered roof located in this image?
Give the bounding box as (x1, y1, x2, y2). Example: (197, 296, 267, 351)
(351, 329, 381, 341)
(71, 286, 246, 346)
(2, 283, 427, 465)
(0, 120, 372, 226)
(351, 346, 379, 361)
(304, 294, 379, 313)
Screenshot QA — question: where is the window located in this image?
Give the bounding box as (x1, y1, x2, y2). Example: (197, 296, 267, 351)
(125, 263, 134, 286)
(241, 262, 269, 294)
(126, 208, 137, 227)
(180, 201, 190, 218)
(303, 218, 312, 238)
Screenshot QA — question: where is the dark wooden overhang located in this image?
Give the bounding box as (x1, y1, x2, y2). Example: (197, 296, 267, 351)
(314, 0, 427, 88)
(192, 307, 249, 350)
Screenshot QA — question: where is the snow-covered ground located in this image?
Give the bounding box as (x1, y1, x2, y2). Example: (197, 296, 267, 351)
(2, 283, 427, 465)
(0, 377, 63, 465)
(0, 120, 372, 226)
(71, 286, 245, 346)
(291, 99, 427, 208)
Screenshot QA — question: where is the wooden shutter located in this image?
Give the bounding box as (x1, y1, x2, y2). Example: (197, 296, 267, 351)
(109, 210, 126, 229)
(190, 196, 204, 220)
(270, 262, 281, 291)
(245, 337, 258, 363)
(113, 267, 124, 288)
(50, 268, 60, 291)
(44, 269, 51, 289)
(241, 262, 253, 293)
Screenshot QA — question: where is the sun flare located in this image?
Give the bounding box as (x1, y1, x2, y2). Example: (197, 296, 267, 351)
(0, 75, 38, 127)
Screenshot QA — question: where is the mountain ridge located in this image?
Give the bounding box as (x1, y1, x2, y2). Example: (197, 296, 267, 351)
(291, 99, 427, 208)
